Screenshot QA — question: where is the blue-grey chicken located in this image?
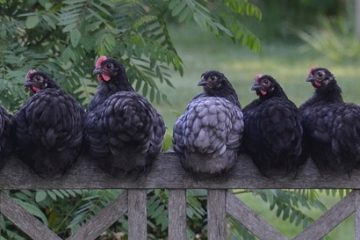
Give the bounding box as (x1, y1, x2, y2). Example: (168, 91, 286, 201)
(173, 70, 244, 176)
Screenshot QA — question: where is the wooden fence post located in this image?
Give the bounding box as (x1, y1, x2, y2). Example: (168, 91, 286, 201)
(355, 190, 360, 240)
(168, 189, 187, 240)
(128, 190, 147, 240)
(207, 190, 227, 240)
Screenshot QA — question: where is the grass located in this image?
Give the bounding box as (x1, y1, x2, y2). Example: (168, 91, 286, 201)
(153, 23, 360, 239)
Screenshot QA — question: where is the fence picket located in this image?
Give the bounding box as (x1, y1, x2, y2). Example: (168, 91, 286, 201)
(0, 192, 62, 240)
(128, 190, 147, 240)
(356, 190, 360, 240)
(1, 154, 360, 240)
(67, 191, 127, 240)
(168, 189, 187, 240)
(208, 190, 227, 240)
(226, 192, 287, 240)
(293, 191, 355, 240)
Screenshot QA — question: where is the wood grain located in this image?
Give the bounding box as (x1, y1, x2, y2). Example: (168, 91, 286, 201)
(226, 192, 287, 240)
(128, 190, 147, 240)
(67, 191, 127, 240)
(292, 191, 355, 240)
(168, 189, 187, 240)
(1, 153, 360, 189)
(207, 190, 226, 240)
(0, 192, 62, 240)
(355, 190, 360, 240)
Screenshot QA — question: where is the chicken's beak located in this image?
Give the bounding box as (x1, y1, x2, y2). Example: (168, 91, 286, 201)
(24, 79, 32, 87)
(251, 82, 261, 91)
(197, 77, 207, 86)
(93, 68, 101, 75)
(306, 75, 315, 82)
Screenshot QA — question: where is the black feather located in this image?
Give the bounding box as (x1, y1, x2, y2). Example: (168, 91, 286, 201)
(86, 56, 165, 176)
(300, 67, 360, 174)
(15, 71, 85, 177)
(0, 106, 15, 169)
(243, 75, 304, 176)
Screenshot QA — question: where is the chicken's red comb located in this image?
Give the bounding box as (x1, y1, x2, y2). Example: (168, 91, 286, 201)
(26, 69, 37, 80)
(255, 73, 263, 81)
(309, 66, 318, 74)
(95, 56, 107, 68)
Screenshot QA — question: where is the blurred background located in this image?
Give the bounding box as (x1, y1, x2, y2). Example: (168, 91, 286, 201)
(1, 0, 360, 239)
(159, 0, 360, 127)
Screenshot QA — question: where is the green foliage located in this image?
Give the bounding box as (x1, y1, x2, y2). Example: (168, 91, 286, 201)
(0, 0, 260, 111)
(0, 1, 262, 239)
(2, 1, 347, 240)
(0, 190, 121, 239)
(0, 188, 351, 239)
(225, 189, 348, 240)
(243, 0, 347, 41)
(168, 0, 261, 52)
(297, 17, 360, 62)
(253, 189, 326, 228)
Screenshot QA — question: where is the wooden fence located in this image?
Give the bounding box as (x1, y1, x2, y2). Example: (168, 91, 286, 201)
(0, 152, 359, 240)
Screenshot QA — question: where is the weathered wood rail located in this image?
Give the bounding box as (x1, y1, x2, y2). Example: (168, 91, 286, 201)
(1, 152, 360, 240)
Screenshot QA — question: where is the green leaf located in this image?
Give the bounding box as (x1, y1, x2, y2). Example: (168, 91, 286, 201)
(15, 199, 48, 225)
(35, 191, 47, 203)
(70, 29, 81, 47)
(25, 15, 40, 29)
(162, 131, 173, 151)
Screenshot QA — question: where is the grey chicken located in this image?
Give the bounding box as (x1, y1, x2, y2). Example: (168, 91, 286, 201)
(173, 70, 244, 176)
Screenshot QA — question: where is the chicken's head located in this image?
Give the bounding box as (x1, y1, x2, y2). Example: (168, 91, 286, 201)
(306, 67, 334, 89)
(251, 74, 279, 97)
(198, 70, 232, 93)
(25, 70, 57, 95)
(93, 56, 125, 82)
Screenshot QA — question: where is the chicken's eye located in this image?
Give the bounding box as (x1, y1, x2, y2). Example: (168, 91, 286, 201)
(211, 76, 217, 81)
(106, 63, 113, 69)
(262, 79, 270, 85)
(317, 71, 324, 78)
(34, 75, 44, 82)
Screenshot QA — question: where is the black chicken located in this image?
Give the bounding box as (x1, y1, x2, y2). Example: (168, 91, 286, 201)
(15, 70, 85, 177)
(300, 67, 360, 174)
(0, 106, 14, 169)
(173, 71, 244, 176)
(243, 74, 303, 176)
(86, 56, 165, 176)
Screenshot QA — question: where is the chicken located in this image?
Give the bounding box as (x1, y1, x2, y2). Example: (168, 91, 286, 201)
(86, 56, 165, 176)
(173, 70, 243, 176)
(300, 67, 360, 174)
(0, 106, 14, 169)
(243, 74, 303, 176)
(15, 70, 85, 177)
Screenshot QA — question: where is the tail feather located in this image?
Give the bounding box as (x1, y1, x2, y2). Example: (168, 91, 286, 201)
(181, 150, 238, 176)
(97, 149, 154, 176)
(22, 147, 81, 178)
